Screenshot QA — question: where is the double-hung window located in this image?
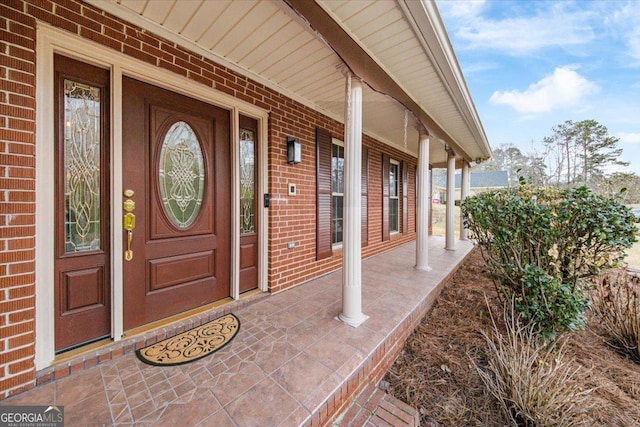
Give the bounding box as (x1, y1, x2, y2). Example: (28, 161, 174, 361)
(331, 140, 345, 247)
(382, 154, 407, 241)
(389, 159, 400, 234)
(315, 127, 368, 260)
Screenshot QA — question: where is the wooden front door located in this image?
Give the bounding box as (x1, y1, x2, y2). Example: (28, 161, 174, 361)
(239, 116, 259, 293)
(122, 77, 231, 329)
(54, 55, 111, 352)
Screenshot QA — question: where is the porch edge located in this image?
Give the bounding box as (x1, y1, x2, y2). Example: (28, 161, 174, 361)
(308, 245, 477, 427)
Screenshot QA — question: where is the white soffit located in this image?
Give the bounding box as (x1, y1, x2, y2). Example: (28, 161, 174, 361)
(316, 0, 490, 161)
(83, 0, 488, 163)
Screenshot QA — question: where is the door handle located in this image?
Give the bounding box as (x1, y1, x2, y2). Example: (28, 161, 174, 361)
(124, 212, 135, 261)
(123, 193, 135, 261)
(125, 229, 134, 261)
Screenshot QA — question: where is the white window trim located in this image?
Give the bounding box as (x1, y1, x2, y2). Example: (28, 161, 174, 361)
(390, 158, 400, 235)
(35, 24, 269, 369)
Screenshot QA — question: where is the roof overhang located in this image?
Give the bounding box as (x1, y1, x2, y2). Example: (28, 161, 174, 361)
(85, 0, 491, 165)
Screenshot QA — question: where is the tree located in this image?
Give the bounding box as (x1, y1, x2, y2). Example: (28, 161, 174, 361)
(543, 120, 629, 187)
(543, 121, 571, 186)
(475, 143, 548, 187)
(576, 120, 628, 183)
(520, 154, 548, 187)
(591, 172, 640, 204)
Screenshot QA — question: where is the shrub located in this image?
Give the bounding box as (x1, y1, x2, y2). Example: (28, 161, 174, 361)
(476, 302, 596, 426)
(591, 270, 640, 361)
(516, 265, 590, 340)
(462, 185, 637, 340)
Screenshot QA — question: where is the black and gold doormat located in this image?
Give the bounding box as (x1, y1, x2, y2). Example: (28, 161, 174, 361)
(135, 313, 240, 366)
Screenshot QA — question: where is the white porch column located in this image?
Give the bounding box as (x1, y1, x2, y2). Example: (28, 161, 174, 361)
(415, 129, 431, 271)
(339, 71, 368, 327)
(459, 161, 470, 240)
(445, 148, 456, 250)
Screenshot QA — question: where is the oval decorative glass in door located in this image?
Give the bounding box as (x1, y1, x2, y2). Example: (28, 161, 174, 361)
(158, 121, 205, 228)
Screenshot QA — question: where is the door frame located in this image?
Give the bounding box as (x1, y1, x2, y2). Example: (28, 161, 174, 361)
(35, 24, 268, 369)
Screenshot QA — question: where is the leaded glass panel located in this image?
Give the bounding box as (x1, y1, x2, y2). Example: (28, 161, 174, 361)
(239, 128, 255, 234)
(159, 121, 205, 228)
(64, 79, 102, 253)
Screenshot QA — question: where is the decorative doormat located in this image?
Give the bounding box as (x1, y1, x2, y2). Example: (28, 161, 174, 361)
(135, 313, 240, 366)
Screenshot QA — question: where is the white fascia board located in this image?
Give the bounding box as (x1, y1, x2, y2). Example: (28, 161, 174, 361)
(400, 0, 492, 161)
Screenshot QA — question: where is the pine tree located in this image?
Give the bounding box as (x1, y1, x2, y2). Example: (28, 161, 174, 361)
(543, 119, 629, 187)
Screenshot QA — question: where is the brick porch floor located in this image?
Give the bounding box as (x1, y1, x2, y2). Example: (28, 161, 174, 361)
(0, 237, 473, 426)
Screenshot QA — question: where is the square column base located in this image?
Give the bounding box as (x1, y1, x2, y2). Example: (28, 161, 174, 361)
(336, 312, 369, 328)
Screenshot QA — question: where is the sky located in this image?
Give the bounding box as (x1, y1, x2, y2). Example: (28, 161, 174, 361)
(436, 0, 640, 176)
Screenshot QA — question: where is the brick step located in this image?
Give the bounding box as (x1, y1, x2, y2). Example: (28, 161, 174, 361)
(335, 383, 419, 427)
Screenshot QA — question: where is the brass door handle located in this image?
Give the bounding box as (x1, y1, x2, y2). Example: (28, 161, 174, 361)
(123, 198, 135, 261)
(125, 229, 133, 261)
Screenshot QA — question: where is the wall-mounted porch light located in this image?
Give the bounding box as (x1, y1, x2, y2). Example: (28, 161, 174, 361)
(286, 136, 302, 164)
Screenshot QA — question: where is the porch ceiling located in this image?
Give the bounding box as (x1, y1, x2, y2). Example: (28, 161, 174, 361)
(86, 0, 491, 166)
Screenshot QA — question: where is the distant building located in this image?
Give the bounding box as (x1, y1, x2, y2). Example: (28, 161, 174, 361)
(433, 171, 509, 203)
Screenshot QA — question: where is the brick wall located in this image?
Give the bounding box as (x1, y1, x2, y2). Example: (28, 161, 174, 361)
(0, 0, 418, 398)
(1, 0, 38, 399)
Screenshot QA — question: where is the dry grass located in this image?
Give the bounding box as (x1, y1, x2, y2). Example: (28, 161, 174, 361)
(626, 239, 640, 270)
(430, 203, 460, 237)
(385, 249, 640, 426)
(591, 270, 640, 361)
(624, 205, 640, 269)
(476, 303, 595, 426)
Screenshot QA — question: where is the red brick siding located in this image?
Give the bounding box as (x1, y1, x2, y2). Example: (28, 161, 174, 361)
(1, 0, 38, 399)
(0, 0, 418, 398)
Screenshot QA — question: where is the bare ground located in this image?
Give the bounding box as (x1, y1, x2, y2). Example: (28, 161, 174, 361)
(384, 248, 640, 426)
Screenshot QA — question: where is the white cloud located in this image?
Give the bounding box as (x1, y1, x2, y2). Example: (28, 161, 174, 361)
(608, 2, 640, 65)
(459, 61, 498, 74)
(489, 67, 599, 114)
(437, 0, 485, 21)
(618, 132, 640, 144)
(449, 3, 595, 56)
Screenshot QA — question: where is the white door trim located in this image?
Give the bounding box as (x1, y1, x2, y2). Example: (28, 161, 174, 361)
(35, 23, 269, 369)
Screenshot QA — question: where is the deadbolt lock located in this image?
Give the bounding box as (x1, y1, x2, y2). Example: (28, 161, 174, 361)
(124, 189, 134, 198)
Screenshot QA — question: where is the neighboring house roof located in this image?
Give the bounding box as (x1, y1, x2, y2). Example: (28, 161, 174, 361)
(85, 0, 491, 166)
(433, 171, 509, 190)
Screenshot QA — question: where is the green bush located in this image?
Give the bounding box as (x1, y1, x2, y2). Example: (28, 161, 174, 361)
(462, 185, 637, 340)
